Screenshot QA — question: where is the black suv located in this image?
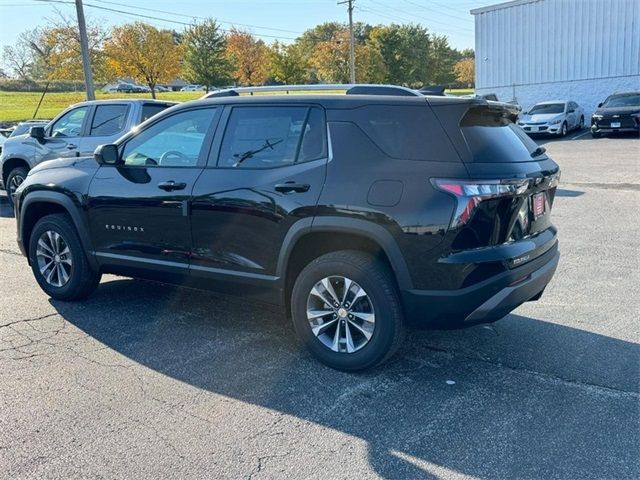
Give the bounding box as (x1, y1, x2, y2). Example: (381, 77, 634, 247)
(14, 85, 560, 371)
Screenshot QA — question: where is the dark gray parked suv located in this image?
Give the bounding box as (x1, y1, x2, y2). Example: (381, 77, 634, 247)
(1, 99, 174, 206)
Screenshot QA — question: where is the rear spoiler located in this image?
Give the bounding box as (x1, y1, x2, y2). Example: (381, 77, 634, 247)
(485, 100, 522, 122)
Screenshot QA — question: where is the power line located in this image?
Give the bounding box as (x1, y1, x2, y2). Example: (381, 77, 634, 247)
(363, 0, 473, 31)
(358, 1, 473, 33)
(32, 0, 301, 40)
(356, 5, 473, 36)
(92, 0, 305, 34)
(400, 0, 474, 23)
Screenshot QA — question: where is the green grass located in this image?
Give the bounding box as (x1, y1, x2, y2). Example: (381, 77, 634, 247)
(444, 88, 474, 96)
(0, 88, 474, 123)
(0, 91, 201, 123)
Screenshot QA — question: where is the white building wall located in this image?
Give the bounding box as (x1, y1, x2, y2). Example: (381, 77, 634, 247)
(472, 0, 640, 116)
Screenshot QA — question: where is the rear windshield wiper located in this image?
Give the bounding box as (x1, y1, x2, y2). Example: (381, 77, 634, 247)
(531, 146, 546, 158)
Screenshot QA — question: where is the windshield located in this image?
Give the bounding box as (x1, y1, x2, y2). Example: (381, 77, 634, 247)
(529, 103, 565, 115)
(603, 94, 640, 108)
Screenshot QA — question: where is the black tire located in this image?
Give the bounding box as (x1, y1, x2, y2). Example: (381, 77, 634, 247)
(6, 166, 28, 208)
(591, 130, 602, 138)
(291, 250, 404, 371)
(560, 122, 568, 137)
(29, 213, 101, 301)
(578, 116, 584, 130)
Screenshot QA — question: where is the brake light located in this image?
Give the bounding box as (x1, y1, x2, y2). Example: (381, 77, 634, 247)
(431, 178, 529, 228)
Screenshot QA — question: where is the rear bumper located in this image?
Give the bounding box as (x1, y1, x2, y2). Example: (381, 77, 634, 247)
(401, 241, 559, 328)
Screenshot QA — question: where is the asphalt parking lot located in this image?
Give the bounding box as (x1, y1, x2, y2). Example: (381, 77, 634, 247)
(1, 132, 638, 479)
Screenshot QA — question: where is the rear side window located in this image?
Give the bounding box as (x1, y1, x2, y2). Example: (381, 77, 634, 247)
(351, 105, 455, 161)
(461, 106, 539, 163)
(218, 106, 326, 168)
(141, 103, 171, 122)
(89, 104, 129, 136)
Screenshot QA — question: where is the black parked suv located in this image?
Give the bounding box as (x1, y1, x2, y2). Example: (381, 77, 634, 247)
(14, 85, 560, 371)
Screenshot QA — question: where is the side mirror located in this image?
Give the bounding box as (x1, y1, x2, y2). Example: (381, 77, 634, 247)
(29, 126, 46, 142)
(568, 109, 575, 113)
(598, 102, 603, 108)
(94, 144, 120, 165)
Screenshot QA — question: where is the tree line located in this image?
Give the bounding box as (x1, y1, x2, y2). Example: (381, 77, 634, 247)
(1, 14, 475, 98)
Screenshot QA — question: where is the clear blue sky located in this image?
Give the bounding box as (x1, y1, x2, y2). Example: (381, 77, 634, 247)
(0, 0, 492, 51)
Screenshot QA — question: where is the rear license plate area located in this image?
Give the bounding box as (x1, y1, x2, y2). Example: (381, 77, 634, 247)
(532, 192, 546, 218)
(611, 121, 621, 128)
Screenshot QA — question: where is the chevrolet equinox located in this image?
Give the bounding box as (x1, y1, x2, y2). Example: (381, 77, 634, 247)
(14, 85, 560, 371)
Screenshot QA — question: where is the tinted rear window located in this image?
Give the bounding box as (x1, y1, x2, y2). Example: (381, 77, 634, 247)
(141, 104, 171, 122)
(461, 106, 539, 162)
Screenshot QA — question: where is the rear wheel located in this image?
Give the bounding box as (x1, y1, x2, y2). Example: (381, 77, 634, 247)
(29, 214, 101, 301)
(6, 166, 28, 208)
(591, 130, 602, 138)
(291, 250, 404, 371)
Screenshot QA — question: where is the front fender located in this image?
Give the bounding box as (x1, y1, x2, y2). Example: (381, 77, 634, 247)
(17, 190, 97, 270)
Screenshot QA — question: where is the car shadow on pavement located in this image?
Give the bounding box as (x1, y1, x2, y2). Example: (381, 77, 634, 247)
(50, 277, 640, 479)
(555, 188, 585, 197)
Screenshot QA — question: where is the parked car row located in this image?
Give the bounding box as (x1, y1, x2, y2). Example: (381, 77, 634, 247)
(518, 92, 639, 138)
(105, 83, 171, 94)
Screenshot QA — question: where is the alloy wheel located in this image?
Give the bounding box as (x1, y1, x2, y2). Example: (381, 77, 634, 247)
(35, 230, 73, 287)
(8, 173, 25, 197)
(306, 276, 375, 353)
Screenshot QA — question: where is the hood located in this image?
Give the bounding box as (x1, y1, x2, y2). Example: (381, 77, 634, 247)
(593, 105, 640, 117)
(522, 113, 563, 123)
(0, 134, 35, 160)
(29, 156, 97, 176)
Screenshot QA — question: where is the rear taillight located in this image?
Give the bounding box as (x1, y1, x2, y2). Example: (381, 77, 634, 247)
(431, 178, 529, 228)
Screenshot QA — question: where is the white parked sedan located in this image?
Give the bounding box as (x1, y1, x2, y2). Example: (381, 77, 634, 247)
(518, 100, 585, 136)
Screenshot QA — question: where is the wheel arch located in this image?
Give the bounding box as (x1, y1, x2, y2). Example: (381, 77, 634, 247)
(2, 157, 30, 186)
(277, 217, 413, 311)
(19, 191, 97, 269)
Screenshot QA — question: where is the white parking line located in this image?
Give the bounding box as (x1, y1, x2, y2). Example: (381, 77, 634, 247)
(572, 130, 591, 140)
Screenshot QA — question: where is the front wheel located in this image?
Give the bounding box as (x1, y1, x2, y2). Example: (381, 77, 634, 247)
(291, 250, 404, 371)
(29, 213, 101, 301)
(560, 122, 568, 137)
(6, 166, 28, 208)
(578, 116, 584, 130)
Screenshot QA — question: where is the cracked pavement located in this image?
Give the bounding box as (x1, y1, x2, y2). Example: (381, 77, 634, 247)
(0, 134, 639, 479)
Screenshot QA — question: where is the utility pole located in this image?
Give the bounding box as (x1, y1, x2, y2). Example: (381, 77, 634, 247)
(75, 0, 95, 100)
(338, 0, 356, 84)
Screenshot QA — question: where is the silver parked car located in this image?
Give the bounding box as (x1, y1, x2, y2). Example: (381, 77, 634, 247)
(518, 100, 585, 136)
(0, 99, 175, 206)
